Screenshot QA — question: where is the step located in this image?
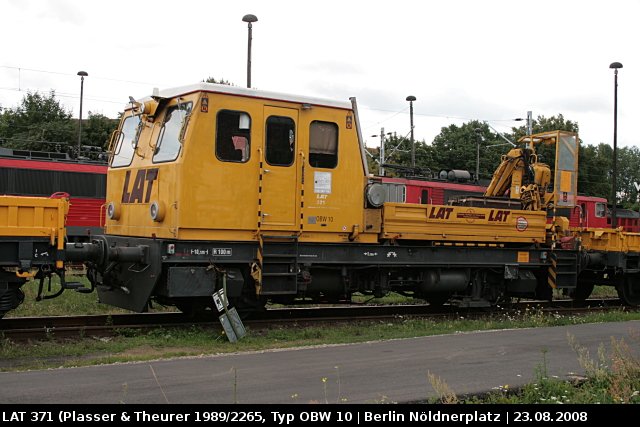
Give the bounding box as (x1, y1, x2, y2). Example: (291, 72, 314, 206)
(262, 272, 298, 277)
(261, 235, 299, 240)
(261, 253, 297, 259)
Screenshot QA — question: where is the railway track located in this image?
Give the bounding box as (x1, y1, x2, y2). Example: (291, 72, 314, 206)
(0, 298, 631, 342)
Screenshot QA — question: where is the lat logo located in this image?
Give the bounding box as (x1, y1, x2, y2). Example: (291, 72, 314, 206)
(428, 206, 454, 220)
(488, 209, 511, 222)
(121, 168, 159, 203)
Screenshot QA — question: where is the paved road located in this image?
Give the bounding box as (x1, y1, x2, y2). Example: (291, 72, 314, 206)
(1, 321, 638, 404)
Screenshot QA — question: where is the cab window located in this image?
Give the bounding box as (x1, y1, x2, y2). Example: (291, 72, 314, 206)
(153, 102, 192, 163)
(595, 202, 606, 218)
(216, 110, 251, 162)
(111, 115, 139, 168)
(265, 116, 295, 166)
(309, 121, 338, 168)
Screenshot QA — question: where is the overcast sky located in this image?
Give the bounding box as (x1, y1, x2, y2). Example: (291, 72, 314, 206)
(1, 0, 638, 150)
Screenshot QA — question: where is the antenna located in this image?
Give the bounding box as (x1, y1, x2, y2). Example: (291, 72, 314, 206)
(483, 122, 516, 147)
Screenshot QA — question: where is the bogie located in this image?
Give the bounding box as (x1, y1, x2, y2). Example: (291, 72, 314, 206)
(618, 274, 640, 306)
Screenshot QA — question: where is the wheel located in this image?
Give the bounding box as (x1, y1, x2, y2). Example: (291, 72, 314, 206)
(617, 275, 640, 306)
(175, 298, 213, 318)
(0, 285, 24, 317)
(230, 295, 267, 319)
(426, 292, 451, 306)
(569, 282, 595, 303)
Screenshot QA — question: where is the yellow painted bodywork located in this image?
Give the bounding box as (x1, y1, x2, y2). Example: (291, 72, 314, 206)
(105, 89, 371, 243)
(575, 228, 640, 253)
(382, 203, 547, 243)
(105, 86, 568, 247)
(0, 196, 68, 251)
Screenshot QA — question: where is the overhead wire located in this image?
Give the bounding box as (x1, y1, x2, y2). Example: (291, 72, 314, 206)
(0, 87, 126, 105)
(3, 64, 530, 131)
(0, 65, 162, 87)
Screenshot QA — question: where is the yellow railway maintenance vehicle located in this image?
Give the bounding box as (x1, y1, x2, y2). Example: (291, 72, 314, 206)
(61, 82, 639, 314)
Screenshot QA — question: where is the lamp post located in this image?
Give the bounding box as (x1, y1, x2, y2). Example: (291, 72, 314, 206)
(474, 128, 482, 183)
(242, 14, 258, 88)
(406, 95, 416, 168)
(76, 71, 88, 158)
(371, 128, 393, 176)
(610, 61, 623, 228)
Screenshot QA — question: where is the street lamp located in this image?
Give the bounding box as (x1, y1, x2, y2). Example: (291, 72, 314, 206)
(609, 61, 623, 228)
(474, 128, 483, 183)
(371, 128, 393, 176)
(406, 95, 416, 168)
(77, 71, 88, 158)
(242, 14, 258, 88)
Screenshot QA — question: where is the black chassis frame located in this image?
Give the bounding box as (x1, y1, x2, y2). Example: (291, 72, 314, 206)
(93, 235, 554, 312)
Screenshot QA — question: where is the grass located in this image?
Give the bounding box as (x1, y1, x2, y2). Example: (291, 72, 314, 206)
(10, 280, 416, 317)
(351, 292, 420, 305)
(1, 306, 639, 372)
(6, 276, 176, 318)
(439, 332, 640, 404)
(8, 284, 621, 319)
(590, 285, 620, 299)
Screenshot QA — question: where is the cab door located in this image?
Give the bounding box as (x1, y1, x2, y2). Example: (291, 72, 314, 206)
(260, 106, 299, 230)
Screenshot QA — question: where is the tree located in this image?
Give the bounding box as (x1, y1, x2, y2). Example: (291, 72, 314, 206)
(617, 146, 640, 209)
(578, 143, 612, 199)
(510, 114, 579, 140)
(375, 133, 435, 177)
(82, 112, 118, 151)
(203, 77, 234, 85)
(0, 91, 75, 152)
(430, 121, 506, 182)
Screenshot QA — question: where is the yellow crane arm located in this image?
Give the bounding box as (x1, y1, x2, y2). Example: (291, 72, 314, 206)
(484, 148, 525, 199)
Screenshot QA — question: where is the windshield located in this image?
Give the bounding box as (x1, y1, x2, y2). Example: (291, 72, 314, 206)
(153, 102, 192, 163)
(111, 115, 139, 167)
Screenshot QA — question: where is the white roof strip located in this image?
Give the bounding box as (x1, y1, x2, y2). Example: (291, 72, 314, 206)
(133, 82, 353, 110)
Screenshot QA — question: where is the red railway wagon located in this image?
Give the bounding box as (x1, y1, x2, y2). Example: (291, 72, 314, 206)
(572, 196, 608, 229)
(380, 173, 486, 205)
(0, 148, 107, 241)
(572, 196, 640, 232)
(613, 208, 640, 232)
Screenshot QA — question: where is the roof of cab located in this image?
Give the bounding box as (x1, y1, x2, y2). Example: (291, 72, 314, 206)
(130, 82, 354, 111)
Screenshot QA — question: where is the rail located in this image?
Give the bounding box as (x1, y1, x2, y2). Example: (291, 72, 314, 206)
(0, 299, 628, 342)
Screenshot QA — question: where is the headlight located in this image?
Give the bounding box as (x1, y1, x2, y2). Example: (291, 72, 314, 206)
(106, 201, 120, 220)
(150, 201, 166, 222)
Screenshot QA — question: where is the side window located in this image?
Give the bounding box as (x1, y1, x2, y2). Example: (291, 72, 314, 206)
(421, 189, 429, 204)
(111, 116, 139, 167)
(595, 202, 606, 218)
(265, 116, 295, 166)
(309, 121, 338, 168)
(216, 110, 251, 162)
(153, 102, 192, 163)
